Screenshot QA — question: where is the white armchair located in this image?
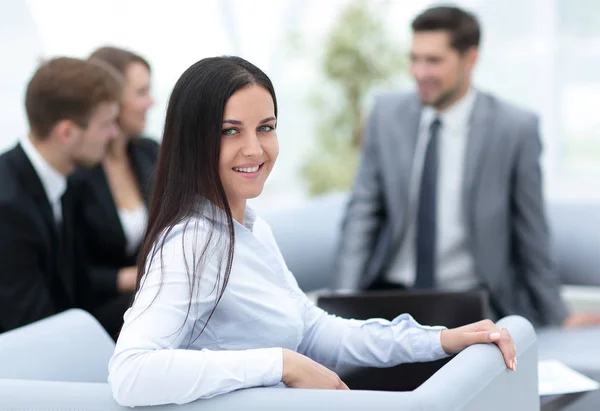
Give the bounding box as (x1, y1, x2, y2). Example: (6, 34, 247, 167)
(0, 309, 538, 410)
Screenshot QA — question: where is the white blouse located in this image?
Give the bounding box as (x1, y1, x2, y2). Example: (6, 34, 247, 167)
(117, 205, 148, 256)
(108, 207, 448, 407)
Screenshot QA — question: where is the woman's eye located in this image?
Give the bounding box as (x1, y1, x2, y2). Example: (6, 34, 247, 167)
(258, 125, 275, 132)
(222, 128, 238, 136)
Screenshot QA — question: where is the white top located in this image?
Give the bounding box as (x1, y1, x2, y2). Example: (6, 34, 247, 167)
(386, 89, 478, 290)
(109, 206, 448, 407)
(20, 136, 67, 224)
(117, 205, 148, 256)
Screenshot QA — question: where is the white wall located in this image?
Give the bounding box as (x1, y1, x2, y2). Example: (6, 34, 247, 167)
(0, 0, 44, 151)
(2, 0, 599, 211)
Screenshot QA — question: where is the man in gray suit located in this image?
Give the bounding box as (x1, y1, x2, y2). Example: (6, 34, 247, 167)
(335, 6, 600, 328)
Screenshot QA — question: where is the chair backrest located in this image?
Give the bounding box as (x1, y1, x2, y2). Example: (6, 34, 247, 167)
(0, 309, 115, 382)
(263, 193, 347, 292)
(547, 202, 600, 286)
(265, 194, 600, 290)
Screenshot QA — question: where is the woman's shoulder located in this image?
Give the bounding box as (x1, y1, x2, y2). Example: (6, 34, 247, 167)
(151, 212, 226, 260)
(249, 213, 283, 253)
(252, 215, 274, 238)
(157, 215, 209, 247)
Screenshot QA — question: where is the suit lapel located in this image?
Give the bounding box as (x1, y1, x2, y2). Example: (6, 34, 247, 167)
(8, 144, 75, 300)
(9, 145, 59, 242)
(128, 140, 154, 206)
(388, 95, 421, 239)
(89, 165, 128, 250)
(462, 92, 495, 220)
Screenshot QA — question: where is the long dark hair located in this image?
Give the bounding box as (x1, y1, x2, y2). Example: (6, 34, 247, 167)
(136, 56, 277, 342)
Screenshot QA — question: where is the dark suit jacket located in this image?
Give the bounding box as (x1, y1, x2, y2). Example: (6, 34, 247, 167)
(334, 91, 568, 327)
(72, 137, 159, 298)
(0, 144, 92, 333)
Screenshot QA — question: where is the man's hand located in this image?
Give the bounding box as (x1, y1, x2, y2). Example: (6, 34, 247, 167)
(562, 313, 600, 328)
(441, 319, 517, 371)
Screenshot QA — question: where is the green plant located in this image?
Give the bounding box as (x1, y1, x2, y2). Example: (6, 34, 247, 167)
(301, 0, 406, 196)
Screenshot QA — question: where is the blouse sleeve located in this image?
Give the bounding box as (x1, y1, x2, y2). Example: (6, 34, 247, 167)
(294, 277, 449, 369)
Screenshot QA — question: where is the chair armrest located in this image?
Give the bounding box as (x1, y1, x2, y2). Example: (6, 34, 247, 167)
(0, 315, 538, 411)
(415, 315, 539, 411)
(0, 379, 420, 411)
(0, 309, 115, 382)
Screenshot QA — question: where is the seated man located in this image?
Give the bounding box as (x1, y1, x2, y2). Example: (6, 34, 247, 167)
(0, 57, 121, 332)
(334, 5, 600, 328)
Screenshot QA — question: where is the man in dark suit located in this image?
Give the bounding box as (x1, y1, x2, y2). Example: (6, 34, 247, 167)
(334, 6, 600, 328)
(0, 57, 121, 333)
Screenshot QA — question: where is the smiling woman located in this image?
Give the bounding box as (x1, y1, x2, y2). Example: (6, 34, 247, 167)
(219, 85, 279, 223)
(107, 55, 517, 408)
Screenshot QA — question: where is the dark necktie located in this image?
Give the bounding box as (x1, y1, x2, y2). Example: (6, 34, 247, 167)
(58, 184, 77, 301)
(55, 192, 67, 260)
(56, 189, 68, 246)
(414, 118, 441, 289)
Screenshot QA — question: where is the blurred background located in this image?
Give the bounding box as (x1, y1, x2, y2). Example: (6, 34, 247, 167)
(2, 0, 599, 211)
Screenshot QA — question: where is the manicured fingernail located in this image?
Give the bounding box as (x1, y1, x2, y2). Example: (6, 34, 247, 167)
(489, 332, 501, 340)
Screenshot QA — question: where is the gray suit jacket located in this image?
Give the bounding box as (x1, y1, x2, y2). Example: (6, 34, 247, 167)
(334, 91, 568, 327)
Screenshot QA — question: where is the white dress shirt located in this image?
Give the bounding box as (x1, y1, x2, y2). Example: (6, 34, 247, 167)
(20, 136, 67, 223)
(386, 89, 478, 290)
(109, 206, 448, 407)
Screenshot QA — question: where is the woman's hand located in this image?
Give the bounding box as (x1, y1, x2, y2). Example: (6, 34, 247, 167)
(117, 266, 138, 293)
(440, 319, 517, 371)
(282, 349, 349, 390)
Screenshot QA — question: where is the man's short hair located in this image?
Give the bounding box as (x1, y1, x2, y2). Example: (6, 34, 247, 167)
(411, 6, 481, 53)
(25, 57, 123, 139)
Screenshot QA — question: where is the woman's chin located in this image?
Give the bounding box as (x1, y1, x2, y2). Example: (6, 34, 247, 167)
(241, 188, 265, 201)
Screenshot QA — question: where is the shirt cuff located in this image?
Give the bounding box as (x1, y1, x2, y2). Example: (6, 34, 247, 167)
(428, 329, 450, 360)
(410, 326, 450, 362)
(243, 347, 283, 387)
